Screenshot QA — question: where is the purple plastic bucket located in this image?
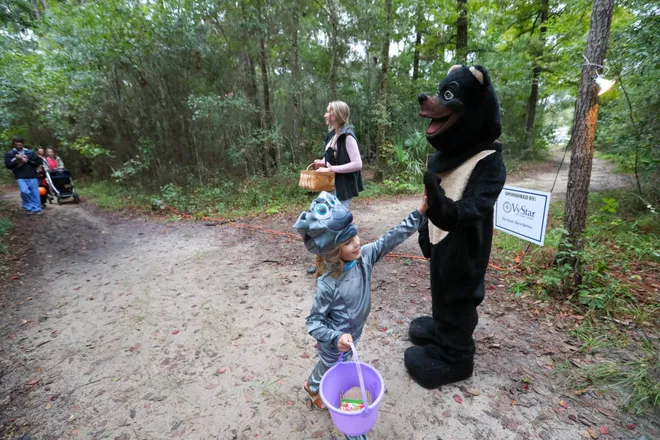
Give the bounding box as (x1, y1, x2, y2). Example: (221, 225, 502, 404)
(319, 346, 385, 436)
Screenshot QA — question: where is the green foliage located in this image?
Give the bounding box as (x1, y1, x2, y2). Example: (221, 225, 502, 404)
(388, 132, 431, 178)
(494, 191, 658, 315)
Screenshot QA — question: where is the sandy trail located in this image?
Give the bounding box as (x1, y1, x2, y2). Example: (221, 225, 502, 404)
(0, 156, 654, 440)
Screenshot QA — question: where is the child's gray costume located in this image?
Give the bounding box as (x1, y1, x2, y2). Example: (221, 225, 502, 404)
(295, 193, 425, 440)
(305, 209, 425, 374)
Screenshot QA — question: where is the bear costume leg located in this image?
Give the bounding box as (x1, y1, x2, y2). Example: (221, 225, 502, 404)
(408, 316, 435, 346)
(405, 283, 483, 388)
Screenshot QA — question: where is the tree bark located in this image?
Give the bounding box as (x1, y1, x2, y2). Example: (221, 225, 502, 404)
(456, 0, 468, 64)
(259, 34, 278, 172)
(523, 0, 549, 153)
(564, 0, 615, 280)
(292, 7, 301, 157)
(412, 0, 424, 81)
(328, 0, 339, 101)
(33, 0, 41, 19)
(374, 0, 392, 182)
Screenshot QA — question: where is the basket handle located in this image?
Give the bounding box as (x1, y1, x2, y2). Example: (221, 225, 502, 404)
(306, 163, 315, 170)
(337, 343, 370, 414)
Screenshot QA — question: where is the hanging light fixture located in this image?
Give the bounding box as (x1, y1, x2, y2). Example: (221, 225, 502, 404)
(595, 74, 616, 95)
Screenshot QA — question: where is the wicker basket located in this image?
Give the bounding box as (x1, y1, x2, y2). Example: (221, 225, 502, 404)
(299, 164, 335, 192)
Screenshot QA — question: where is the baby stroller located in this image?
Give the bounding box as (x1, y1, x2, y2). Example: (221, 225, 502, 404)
(46, 169, 80, 204)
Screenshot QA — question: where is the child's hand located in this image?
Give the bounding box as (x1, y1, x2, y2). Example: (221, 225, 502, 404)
(337, 333, 353, 352)
(418, 188, 429, 215)
(313, 159, 325, 169)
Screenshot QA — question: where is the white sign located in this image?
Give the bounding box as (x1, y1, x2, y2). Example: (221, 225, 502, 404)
(494, 186, 551, 246)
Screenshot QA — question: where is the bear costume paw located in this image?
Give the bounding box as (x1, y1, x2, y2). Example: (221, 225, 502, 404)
(404, 345, 474, 389)
(408, 316, 435, 346)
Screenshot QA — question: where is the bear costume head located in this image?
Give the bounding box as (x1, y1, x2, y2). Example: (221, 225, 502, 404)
(418, 65, 501, 171)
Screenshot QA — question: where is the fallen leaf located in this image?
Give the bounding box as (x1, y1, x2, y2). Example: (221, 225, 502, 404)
(45, 402, 52, 410)
(466, 388, 481, 396)
(378, 326, 388, 332)
(625, 423, 636, 430)
(559, 400, 568, 409)
(27, 297, 32, 301)
(72, 430, 78, 436)
(287, 400, 295, 406)
(215, 368, 227, 375)
(596, 407, 615, 418)
(205, 384, 217, 390)
(12, 275, 20, 280)
(129, 345, 140, 353)
(300, 353, 310, 359)
(277, 380, 285, 385)
(588, 427, 600, 439)
(311, 431, 324, 438)
(396, 320, 404, 325)
(453, 394, 463, 404)
(172, 330, 180, 335)
(599, 426, 609, 435)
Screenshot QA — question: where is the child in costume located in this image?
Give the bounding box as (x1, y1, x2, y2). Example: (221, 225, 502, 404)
(294, 191, 427, 440)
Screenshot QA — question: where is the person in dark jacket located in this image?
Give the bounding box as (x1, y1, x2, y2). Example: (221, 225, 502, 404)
(307, 101, 364, 274)
(4, 136, 43, 214)
(314, 101, 364, 208)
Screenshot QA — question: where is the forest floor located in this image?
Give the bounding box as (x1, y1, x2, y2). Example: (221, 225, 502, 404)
(1, 152, 657, 440)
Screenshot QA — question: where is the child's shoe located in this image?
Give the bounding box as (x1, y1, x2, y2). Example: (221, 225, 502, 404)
(303, 381, 326, 409)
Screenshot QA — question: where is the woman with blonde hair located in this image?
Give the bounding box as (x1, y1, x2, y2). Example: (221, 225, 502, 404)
(314, 101, 364, 208)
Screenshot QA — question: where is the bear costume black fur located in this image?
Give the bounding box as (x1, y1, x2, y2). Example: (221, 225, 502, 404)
(404, 65, 506, 389)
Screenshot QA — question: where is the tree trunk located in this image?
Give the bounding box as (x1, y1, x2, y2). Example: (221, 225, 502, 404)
(456, 0, 468, 64)
(412, 0, 424, 81)
(523, 0, 549, 153)
(328, 0, 339, 101)
(259, 34, 277, 172)
(564, 0, 614, 282)
(292, 7, 301, 158)
(374, 0, 392, 182)
(33, 0, 41, 19)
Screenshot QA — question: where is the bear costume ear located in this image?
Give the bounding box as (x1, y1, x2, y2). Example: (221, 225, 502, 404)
(447, 64, 464, 74)
(469, 65, 491, 86)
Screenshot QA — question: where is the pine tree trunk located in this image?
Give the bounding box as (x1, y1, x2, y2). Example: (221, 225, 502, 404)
(374, 0, 392, 182)
(328, 0, 339, 101)
(564, 0, 615, 282)
(259, 34, 277, 172)
(456, 0, 468, 64)
(291, 8, 301, 157)
(33, 0, 41, 19)
(523, 0, 549, 153)
(412, 0, 423, 81)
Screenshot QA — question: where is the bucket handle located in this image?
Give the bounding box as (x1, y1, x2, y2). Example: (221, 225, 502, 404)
(338, 343, 370, 414)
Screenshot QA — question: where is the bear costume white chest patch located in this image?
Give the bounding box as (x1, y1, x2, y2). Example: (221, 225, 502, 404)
(428, 149, 496, 245)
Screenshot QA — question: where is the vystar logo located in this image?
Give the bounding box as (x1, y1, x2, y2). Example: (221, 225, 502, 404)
(503, 201, 536, 219)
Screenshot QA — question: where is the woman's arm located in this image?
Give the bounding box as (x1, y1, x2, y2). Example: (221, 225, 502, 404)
(56, 157, 65, 169)
(327, 136, 362, 173)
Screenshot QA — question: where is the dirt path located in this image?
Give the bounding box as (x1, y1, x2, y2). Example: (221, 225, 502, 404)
(0, 157, 654, 440)
(506, 146, 632, 201)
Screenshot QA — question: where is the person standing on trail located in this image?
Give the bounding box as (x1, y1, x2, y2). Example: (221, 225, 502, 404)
(4, 136, 43, 215)
(306, 101, 364, 274)
(294, 191, 427, 440)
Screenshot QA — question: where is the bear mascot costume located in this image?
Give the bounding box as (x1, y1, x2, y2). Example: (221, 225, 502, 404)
(404, 65, 507, 389)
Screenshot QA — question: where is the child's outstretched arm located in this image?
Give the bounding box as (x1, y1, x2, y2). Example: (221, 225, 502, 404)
(361, 192, 428, 267)
(306, 279, 344, 345)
